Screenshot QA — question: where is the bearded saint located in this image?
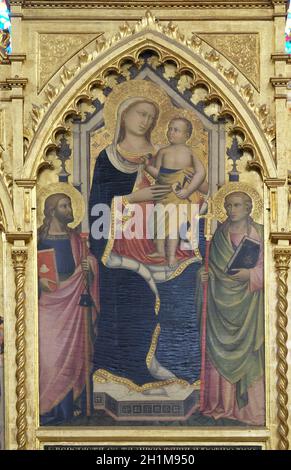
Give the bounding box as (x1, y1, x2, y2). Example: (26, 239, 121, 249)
(38, 193, 99, 425)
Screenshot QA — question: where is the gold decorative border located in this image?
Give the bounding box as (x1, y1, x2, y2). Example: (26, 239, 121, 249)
(146, 323, 161, 369)
(10, 0, 278, 8)
(93, 369, 199, 393)
(274, 248, 291, 451)
(2, 4, 288, 449)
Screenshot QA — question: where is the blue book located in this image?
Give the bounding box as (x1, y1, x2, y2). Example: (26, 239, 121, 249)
(225, 236, 260, 275)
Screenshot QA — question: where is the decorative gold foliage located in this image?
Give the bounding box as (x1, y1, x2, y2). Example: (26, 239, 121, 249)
(240, 84, 255, 107)
(204, 49, 220, 68)
(60, 66, 76, 87)
(186, 34, 203, 54)
(200, 33, 260, 89)
(223, 67, 238, 86)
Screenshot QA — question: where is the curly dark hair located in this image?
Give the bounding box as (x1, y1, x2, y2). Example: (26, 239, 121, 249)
(38, 193, 73, 242)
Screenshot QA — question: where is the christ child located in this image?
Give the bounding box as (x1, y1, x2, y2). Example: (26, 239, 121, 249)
(145, 117, 206, 268)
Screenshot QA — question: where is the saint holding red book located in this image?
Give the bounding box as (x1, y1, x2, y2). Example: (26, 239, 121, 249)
(37, 190, 99, 425)
(37, 249, 59, 292)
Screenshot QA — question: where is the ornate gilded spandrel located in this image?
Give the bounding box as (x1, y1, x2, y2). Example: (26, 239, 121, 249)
(38, 33, 101, 91)
(199, 34, 260, 90)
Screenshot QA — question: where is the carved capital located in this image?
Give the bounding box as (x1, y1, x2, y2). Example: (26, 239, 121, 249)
(11, 248, 28, 270)
(274, 248, 291, 270)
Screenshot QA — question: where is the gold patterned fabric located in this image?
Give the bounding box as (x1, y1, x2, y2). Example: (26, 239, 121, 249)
(153, 167, 201, 239)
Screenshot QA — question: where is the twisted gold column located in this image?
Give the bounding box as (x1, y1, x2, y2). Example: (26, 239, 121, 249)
(274, 248, 291, 451)
(12, 248, 28, 451)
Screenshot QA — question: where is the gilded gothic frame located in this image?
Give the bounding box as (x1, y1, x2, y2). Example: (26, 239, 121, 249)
(0, 1, 290, 450)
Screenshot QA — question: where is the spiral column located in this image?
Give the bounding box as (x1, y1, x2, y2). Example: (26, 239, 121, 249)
(274, 248, 291, 450)
(12, 248, 28, 450)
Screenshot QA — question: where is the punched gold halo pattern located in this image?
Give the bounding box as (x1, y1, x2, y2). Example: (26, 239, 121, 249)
(152, 105, 209, 168)
(152, 105, 204, 148)
(212, 182, 263, 223)
(95, 79, 208, 169)
(37, 183, 85, 229)
(103, 79, 172, 142)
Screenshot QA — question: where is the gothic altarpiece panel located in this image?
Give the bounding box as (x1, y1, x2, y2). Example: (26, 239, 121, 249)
(0, 0, 290, 450)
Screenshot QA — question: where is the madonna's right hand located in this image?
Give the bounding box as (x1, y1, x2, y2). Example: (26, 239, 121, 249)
(127, 185, 171, 203)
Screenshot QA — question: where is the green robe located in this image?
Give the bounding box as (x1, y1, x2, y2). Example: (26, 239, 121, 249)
(197, 221, 264, 408)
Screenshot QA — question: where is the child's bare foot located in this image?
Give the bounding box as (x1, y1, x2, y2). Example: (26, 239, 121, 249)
(148, 251, 165, 258)
(168, 256, 178, 269)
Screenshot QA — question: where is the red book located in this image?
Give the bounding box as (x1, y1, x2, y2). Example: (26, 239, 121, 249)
(37, 249, 59, 291)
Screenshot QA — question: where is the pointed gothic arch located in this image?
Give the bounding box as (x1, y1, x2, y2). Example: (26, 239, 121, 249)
(23, 28, 276, 181)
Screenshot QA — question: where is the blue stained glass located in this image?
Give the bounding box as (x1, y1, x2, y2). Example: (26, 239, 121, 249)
(286, 1, 291, 54)
(0, 0, 11, 54)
